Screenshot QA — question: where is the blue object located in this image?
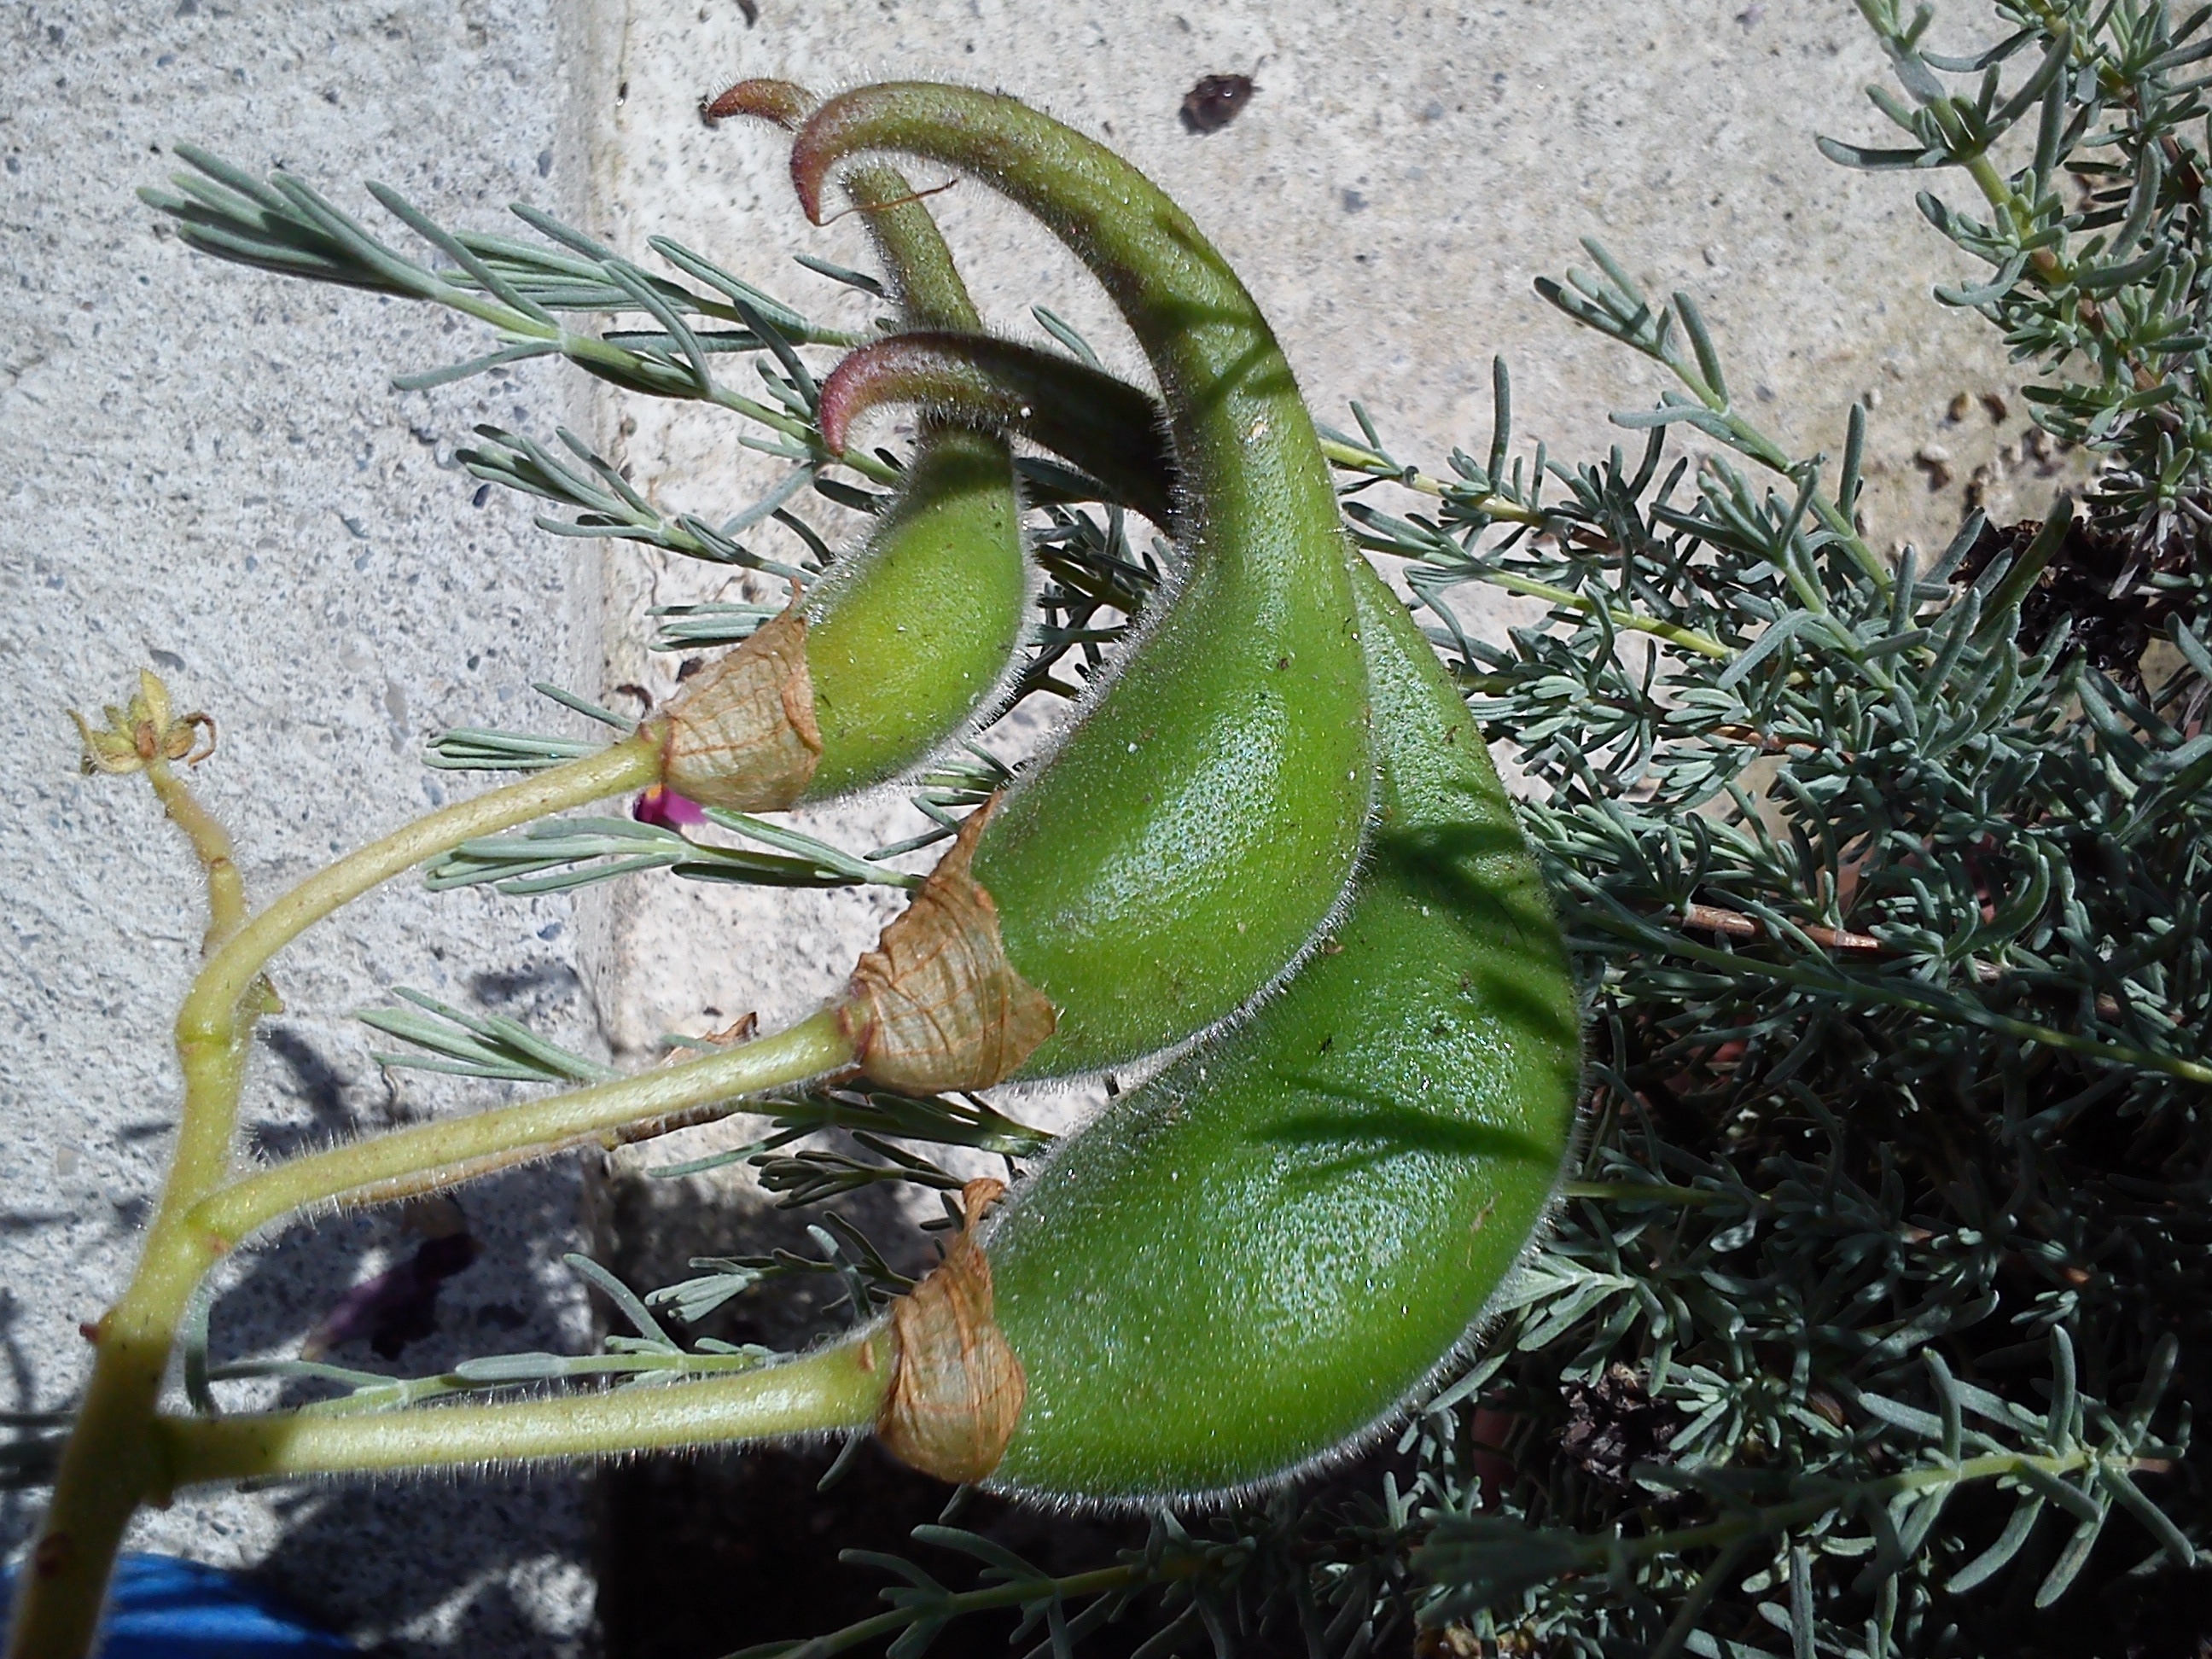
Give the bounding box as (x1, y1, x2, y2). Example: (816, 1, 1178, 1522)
(0, 1551, 354, 1656)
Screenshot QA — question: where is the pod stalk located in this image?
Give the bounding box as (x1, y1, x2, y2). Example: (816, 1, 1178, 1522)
(154, 1332, 893, 1485)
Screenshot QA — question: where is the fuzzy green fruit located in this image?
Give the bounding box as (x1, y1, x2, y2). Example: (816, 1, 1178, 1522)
(977, 564, 1580, 1495)
(793, 84, 1374, 1086)
(663, 83, 1029, 809)
(815, 326, 1578, 1492)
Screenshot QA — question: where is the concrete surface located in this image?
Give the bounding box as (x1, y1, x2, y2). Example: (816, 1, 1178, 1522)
(1, 0, 602, 1651)
(2, 0, 2073, 1653)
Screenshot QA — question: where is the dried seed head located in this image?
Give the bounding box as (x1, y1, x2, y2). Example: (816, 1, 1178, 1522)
(878, 1179, 1024, 1484)
(71, 668, 214, 775)
(659, 608, 822, 810)
(839, 796, 1056, 1091)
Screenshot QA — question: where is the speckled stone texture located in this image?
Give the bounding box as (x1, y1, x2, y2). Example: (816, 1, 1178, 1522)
(2, 1, 601, 1651)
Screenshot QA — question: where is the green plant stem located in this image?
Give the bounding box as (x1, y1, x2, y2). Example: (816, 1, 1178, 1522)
(4, 1012, 849, 1658)
(1318, 438, 1545, 525)
(153, 1333, 891, 1485)
(8, 732, 665, 1659)
(1954, 145, 2162, 400)
(1608, 1445, 2159, 1575)
(1443, 558, 1734, 662)
(750, 1560, 1166, 1659)
(141, 754, 249, 954)
(11, 745, 240, 1659)
(189, 1007, 856, 1245)
(171, 731, 661, 1202)
(381, 277, 906, 474)
(1576, 900, 2212, 1088)
(1321, 434, 1736, 657)
(284, 1346, 795, 1417)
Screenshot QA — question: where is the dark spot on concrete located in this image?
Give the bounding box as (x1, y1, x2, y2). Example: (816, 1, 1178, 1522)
(1180, 73, 1254, 134)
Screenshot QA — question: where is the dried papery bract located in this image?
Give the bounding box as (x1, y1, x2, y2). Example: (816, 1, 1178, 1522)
(659, 608, 823, 809)
(839, 798, 1056, 1092)
(876, 1179, 1025, 1484)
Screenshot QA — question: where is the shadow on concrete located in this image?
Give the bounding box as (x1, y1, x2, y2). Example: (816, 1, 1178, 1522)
(212, 1015, 597, 1656)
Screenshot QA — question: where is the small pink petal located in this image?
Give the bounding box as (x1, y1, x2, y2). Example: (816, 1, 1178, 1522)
(633, 785, 708, 830)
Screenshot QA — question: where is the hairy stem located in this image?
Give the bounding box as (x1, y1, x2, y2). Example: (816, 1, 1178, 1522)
(1612, 1445, 2161, 1572)
(190, 1008, 857, 1247)
(155, 1332, 891, 1484)
(141, 754, 249, 954)
(8, 733, 664, 1659)
(171, 731, 661, 1201)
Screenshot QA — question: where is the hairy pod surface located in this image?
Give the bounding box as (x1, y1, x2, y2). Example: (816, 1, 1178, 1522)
(793, 84, 1374, 1083)
(669, 82, 1028, 806)
(971, 568, 1581, 1498)
(826, 335, 1580, 1491)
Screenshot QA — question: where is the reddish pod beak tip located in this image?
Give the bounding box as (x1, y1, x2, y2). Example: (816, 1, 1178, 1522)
(701, 79, 811, 131)
(786, 125, 835, 227)
(814, 356, 869, 456)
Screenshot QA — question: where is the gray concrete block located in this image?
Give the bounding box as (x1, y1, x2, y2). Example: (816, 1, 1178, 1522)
(3, 0, 601, 1650)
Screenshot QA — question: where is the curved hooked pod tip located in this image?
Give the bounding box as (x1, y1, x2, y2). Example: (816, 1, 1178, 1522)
(715, 78, 984, 335)
(785, 84, 1309, 462)
(703, 77, 813, 130)
(818, 332, 1179, 527)
(785, 80, 1372, 1085)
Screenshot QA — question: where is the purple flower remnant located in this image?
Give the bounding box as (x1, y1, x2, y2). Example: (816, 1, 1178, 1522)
(633, 783, 709, 830)
(303, 1228, 479, 1361)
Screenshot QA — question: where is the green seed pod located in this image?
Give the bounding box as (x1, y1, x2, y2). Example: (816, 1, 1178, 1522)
(122, 137, 1579, 1535)
(661, 82, 1029, 808)
(827, 336, 1583, 1497)
(791, 84, 1375, 1089)
(974, 570, 1581, 1497)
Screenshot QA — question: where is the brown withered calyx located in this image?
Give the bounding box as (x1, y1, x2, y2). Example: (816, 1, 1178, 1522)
(660, 608, 823, 809)
(876, 1179, 1025, 1484)
(838, 796, 1056, 1092)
